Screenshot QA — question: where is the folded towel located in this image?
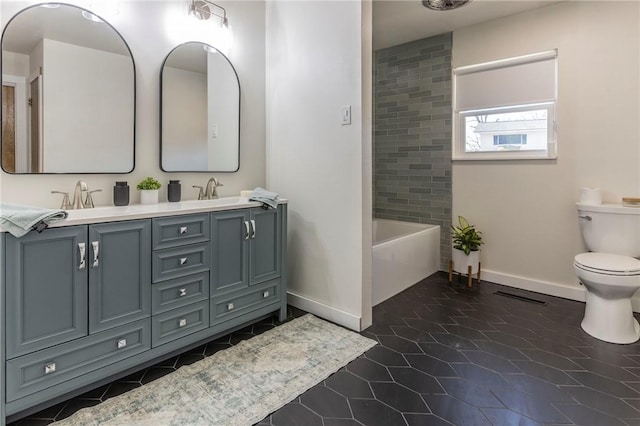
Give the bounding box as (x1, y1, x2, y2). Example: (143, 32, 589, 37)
(0, 203, 68, 238)
(249, 187, 279, 209)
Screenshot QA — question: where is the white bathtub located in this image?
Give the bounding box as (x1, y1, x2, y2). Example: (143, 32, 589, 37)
(372, 219, 440, 306)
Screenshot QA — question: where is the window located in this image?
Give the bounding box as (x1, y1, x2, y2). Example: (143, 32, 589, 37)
(493, 135, 527, 146)
(453, 50, 557, 160)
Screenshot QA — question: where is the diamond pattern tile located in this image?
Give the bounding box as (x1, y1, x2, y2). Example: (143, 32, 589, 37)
(10, 272, 640, 425)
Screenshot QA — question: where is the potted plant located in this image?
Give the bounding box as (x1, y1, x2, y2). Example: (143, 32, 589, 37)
(137, 177, 162, 205)
(451, 215, 484, 274)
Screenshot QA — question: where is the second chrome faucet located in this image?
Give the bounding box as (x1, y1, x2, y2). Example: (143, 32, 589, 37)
(193, 177, 223, 200)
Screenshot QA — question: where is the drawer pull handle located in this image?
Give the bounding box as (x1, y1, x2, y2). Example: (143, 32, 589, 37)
(179, 318, 187, 328)
(244, 221, 250, 240)
(250, 220, 256, 239)
(78, 242, 86, 270)
(180, 226, 188, 234)
(117, 339, 127, 349)
(180, 257, 188, 265)
(263, 290, 269, 298)
(44, 362, 56, 375)
(179, 288, 187, 297)
(227, 302, 234, 311)
(92, 241, 100, 268)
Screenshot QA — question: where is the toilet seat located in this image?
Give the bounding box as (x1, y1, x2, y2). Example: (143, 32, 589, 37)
(575, 252, 640, 276)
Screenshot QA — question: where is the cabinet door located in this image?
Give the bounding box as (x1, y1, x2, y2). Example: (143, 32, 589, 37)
(249, 207, 281, 285)
(210, 210, 249, 295)
(5, 226, 88, 358)
(89, 220, 151, 333)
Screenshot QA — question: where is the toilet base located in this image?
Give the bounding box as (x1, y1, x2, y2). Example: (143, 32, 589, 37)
(581, 291, 640, 344)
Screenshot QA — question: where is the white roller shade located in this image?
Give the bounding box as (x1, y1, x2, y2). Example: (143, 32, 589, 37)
(454, 50, 557, 111)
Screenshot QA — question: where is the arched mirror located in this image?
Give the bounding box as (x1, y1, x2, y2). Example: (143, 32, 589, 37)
(1, 3, 135, 174)
(161, 41, 240, 172)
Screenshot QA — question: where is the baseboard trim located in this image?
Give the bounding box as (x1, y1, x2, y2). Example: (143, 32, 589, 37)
(478, 269, 640, 313)
(287, 291, 362, 331)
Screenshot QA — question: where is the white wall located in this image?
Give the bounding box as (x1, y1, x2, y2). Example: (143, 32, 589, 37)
(265, 0, 372, 330)
(452, 2, 640, 306)
(163, 66, 208, 171)
(207, 51, 240, 171)
(2, 51, 29, 77)
(0, 0, 266, 206)
(42, 39, 134, 173)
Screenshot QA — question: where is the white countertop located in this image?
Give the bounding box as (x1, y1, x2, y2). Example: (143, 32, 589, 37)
(3, 196, 288, 231)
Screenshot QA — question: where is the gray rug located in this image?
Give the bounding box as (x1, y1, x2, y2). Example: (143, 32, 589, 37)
(53, 314, 376, 426)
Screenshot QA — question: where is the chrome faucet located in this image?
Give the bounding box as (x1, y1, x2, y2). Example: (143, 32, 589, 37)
(205, 177, 223, 199)
(83, 189, 102, 208)
(52, 181, 101, 210)
(71, 181, 88, 209)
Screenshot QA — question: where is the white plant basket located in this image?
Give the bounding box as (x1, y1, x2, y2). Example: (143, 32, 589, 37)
(449, 248, 481, 288)
(139, 189, 159, 205)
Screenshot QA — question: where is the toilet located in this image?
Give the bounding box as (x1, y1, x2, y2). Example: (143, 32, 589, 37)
(574, 203, 640, 344)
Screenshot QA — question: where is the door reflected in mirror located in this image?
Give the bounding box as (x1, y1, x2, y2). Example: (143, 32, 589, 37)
(1, 3, 135, 174)
(161, 42, 240, 172)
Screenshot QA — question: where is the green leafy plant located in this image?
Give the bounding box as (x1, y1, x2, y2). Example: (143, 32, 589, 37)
(136, 177, 162, 190)
(451, 216, 484, 255)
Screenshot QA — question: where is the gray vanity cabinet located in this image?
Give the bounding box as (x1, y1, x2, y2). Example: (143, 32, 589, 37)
(150, 213, 212, 347)
(4, 220, 151, 355)
(211, 207, 281, 296)
(249, 208, 281, 285)
(1, 203, 287, 425)
(210, 206, 284, 327)
(88, 220, 151, 333)
(210, 210, 250, 295)
(5, 226, 89, 359)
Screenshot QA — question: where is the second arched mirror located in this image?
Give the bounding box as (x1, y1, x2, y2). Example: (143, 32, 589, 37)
(160, 42, 240, 172)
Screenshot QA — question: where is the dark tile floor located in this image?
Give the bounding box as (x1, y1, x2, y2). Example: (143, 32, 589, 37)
(11, 272, 640, 425)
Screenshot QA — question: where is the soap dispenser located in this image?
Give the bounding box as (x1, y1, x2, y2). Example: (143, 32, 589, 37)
(168, 180, 181, 202)
(113, 181, 129, 206)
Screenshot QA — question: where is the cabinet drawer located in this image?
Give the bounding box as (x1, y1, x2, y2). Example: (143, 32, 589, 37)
(152, 272, 210, 314)
(6, 319, 150, 403)
(211, 280, 280, 326)
(152, 214, 210, 250)
(152, 243, 211, 282)
(152, 300, 209, 347)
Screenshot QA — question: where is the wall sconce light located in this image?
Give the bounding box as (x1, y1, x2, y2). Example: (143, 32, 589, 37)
(81, 10, 104, 23)
(188, 0, 229, 28)
(80, 1, 120, 23)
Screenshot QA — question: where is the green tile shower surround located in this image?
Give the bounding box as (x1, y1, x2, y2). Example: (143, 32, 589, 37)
(374, 33, 453, 270)
(51, 315, 376, 425)
(0, 197, 289, 425)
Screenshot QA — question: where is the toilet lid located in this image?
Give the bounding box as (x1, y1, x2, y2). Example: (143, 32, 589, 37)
(575, 252, 640, 276)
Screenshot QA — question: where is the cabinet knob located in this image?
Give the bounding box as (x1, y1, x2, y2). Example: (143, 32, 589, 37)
(179, 257, 188, 266)
(180, 226, 188, 234)
(179, 288, 187, 297)
(117, 339, 127, 349)
(227, 302, 234, 311)
(179, 318, 187, 328)
(44, 362, 56, 375)
(263, 290, 269, 298)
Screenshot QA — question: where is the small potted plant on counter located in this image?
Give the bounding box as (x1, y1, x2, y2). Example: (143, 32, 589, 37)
(137, 177, 162, 205)
(450, 216, 484, 287)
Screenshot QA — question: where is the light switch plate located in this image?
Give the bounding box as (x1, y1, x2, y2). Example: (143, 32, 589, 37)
(341, 105, 351, 125)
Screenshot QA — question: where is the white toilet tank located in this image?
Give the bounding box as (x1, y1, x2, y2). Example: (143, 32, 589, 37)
(577, 203, 640, 257)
